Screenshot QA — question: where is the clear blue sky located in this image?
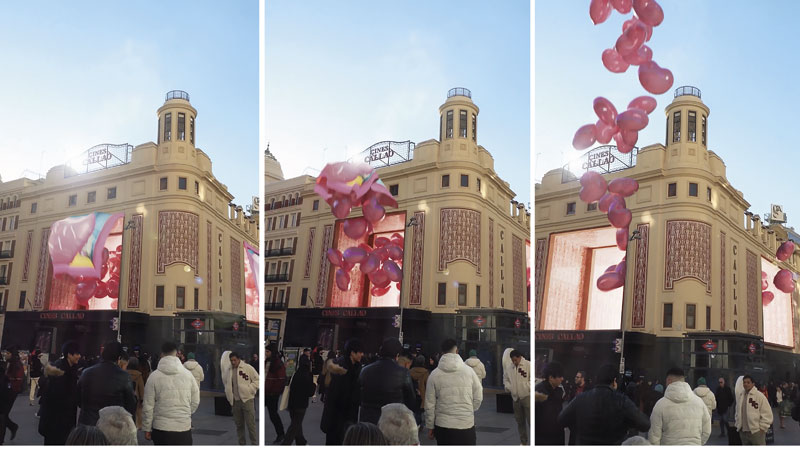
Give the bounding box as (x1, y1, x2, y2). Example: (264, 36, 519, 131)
(0, 1, 258, 207)
(266, 0, 531, 206)
(536, 1, 800, 226)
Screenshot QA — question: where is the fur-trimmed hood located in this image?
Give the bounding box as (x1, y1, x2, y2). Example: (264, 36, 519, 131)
(327, 360, 348, 376)
(45, 362, 65, 377)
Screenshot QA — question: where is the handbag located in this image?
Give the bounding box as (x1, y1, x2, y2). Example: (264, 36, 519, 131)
(279, 373, 294, 411)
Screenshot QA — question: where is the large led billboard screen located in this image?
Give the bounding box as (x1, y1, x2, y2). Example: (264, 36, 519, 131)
(244, 241, 259, 323)
(762, 258, 794, 347)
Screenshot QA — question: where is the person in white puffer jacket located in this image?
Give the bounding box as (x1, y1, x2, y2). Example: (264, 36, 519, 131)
(648, 367, 711, 445)
(464, 350, 486, 382)
(142, 342, 200, 445)
(425, 339, 483, 445)
(693, 377, 717, 416)
(182, 352, 204, 389)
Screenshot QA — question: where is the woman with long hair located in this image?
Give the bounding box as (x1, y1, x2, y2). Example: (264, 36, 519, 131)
(264, 344, 286, 444)
(282, 355, 315, 445)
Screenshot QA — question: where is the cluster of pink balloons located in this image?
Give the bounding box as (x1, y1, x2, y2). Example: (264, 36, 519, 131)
(768, 241, 797, 298)
(579, 171, 640, 291)
(70, 245, 122, 308)
(591, 0, 673, 95)
(328, 233, 404, 295)
(573, 95, 657, 152)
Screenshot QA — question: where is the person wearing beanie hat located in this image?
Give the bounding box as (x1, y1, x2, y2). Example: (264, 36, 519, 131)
(182, 352, 204, 389)
(464, 350, 486, 383)
(694, 376, 717, 416)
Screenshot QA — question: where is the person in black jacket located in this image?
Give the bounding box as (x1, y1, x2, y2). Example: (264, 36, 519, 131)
(76, 341, 137, 426)
(714, 376, 735, 437)
(534, 361, 566, 445)
(321, 339, 364, 445)
(38, 341, 82, 445)
(558, 364, 651, 445)
(28, 349, 43, 406)
(311, 346, 323, 403)
(282, 354, 316, 445)
(358, 338, 417, 425)
(0, 363, 15, 444)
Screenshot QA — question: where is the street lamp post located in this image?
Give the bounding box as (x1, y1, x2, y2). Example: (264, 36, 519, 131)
(117, 219, 137, 343)
(398, 216, 419, 345)
(619, 229, 641, 376)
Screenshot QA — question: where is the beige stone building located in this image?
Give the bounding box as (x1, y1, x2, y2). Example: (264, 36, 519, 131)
(0, 91, 258, 388)
(534, 86, 800, 382)
(266, 88, 530, 387)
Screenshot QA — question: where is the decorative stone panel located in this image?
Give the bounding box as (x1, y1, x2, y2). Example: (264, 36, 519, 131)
(720, 232, 726, 331)
(230, 238, 242, 314)
(410, 211, 425, 306)
(746, 250, 758, 335)
(316, 225, 333, 306)
(665, 220, 711, 293)
(207, 221, 212, 310)
(512, 235, 525, 312)
(22, 230, 33, 281)
(439, 208, 481, 273)
(490, 219, 496, 309)
(304, 227, 316, 278)
(534, 237, 546, 327)
(632, 223, 650, 328)
(157, 211, 199, 274)
(34, 228, 51, 309)
(126, 214, 143, 308)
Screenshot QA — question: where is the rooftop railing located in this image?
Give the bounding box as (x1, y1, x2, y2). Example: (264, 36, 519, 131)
(447, 87, 471, 99)
(166, 90, 190, 102)
(674, 86, 701, 99)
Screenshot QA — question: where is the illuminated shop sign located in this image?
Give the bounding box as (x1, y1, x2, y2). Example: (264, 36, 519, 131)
(563, 145, 638, 181)
(353, 141, 415, 169)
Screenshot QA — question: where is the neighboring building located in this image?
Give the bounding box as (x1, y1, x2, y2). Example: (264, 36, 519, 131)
(266, 88, 530, 387)
(0, 91, 259, 390)
(534, 86, 800, 384)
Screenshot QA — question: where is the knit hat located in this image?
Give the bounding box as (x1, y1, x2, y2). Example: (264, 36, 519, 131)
(654, 384, 664, 393)
(187, 352, 195, 360)
(469, 349, 477, 357)
(697, 377, 706, 386)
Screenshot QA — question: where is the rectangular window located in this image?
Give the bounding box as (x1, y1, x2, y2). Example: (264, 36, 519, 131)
(178, 177, 187, 190)
(87, 191, 96, 203)
(587, 202, 598, 211)
(107, 187, 117, 200)
(706, 305, 711, 330)
(194, 288, 199, 310)
(30, 202, 37, 214)
(290, 214, 296, 227)
(278, 289, 285, 303)
(195, 181, 199, 195)
(176, 286, 185, 309)
(301, 288, 308, 306)
(701, 115, 707, 146)
(459, 110, 468, 138)
(446, 110, 453, 138)
(458, 284, 467, 306)
(190, 116, 195, 145)
(389, 184, 399, 196)
(689, 182, 698, 197)
(312, 200, 319, 211)
(477, 178, 481, 191)
(663, 303, 673, 328)
(439, 115, 442, 142)
(476, 285, 481, 308)
(460, 174, 469, 187)
(472, 113, 477, 141)
(686, 303, 696, 329)
(68, 195, 77, 207)
(437, 283, 446, 306)
(707, 187, 712, 202)
(688, 111, 697, 142)
(672, 111, 681, 143)
(156, 286, 165, 308)
(164, 113, 172, 141)
(668, 182, 677, 197)
(18, 290, 26, 309)
(160, 177, 168, 190)
(178, 113, 186, 141)
(266, 289, 273, 303)
(442, 174, 450, 188)
(566, 202, 576, 215)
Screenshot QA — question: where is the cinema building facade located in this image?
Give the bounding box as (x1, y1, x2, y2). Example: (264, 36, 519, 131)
(534, 86, 800, 385)
(0, 91, 259, 389)
(265, 88, 530, 387)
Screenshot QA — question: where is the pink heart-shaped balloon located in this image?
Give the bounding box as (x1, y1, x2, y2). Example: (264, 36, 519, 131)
(628, 96, 658, 114)
(777, 241, 795, 262)
(573, 124, 597, 150)
(608, 201, 632, 228)
(621, 129, 638, 147)
(595, 120, 618, 144)
(383, 260, 403, 282)
(608, 177, 640, 197)
(638, 61, 674, 95)
(762, 271, 769, 291)
(597, 271, 624, 291)
(622, 17, 653, 42)
(611, 0, 632, 13)
(589, 0, 612, 24)
(361, 253, 380, 275)
(580, 183, 607, 204)
(762, 291, 774, 306)
(615, 258, 627, 277)
(633, 0, 664, 27)
(774, 269, 795, 294)
(615, 21, 647, 56)
(343, 218, 368, 240)
(616, 228, 628, 251)
(616, 108, 649, 131)
(593, 97, 618, 125)
(332, 196, 352, 219)
(621, 44, 653, 66)
(327, 248, 344, 267)
(614, 131, 634, 154)
(335, 269, 351, 292)
(602, 48, 630, 73)
(343, 247, 368, 265)
(370, 285, 391, 297)
(599, 193, 625, 213)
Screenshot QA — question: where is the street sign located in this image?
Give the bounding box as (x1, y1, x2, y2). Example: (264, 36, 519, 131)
(191, 319, 204, 329)
(619, 357, 625, 374)
(473, 316, 486, 327)
(702, 340, 717, 352)
(514, 318, 521, 328)
(109, 317, 119, 330)
(749, 343, 756, 354)
(613, 338, 623, 353)
(392, 315, 402, 328)
(233, 321, 240, 331)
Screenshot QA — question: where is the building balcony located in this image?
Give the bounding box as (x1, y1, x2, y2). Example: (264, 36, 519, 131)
(448, 87, 472, 99)
(264, 301, 288, 311)
(674, 85, 701, 99)
(0, 250, 13, 259)
(266, 247, 295, 257)
(265, 273, 290, 283)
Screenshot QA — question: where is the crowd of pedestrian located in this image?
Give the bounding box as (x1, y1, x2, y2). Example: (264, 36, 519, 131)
(533, 361, 800, 446)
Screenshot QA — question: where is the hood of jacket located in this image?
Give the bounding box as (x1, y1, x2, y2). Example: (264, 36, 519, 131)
(465, 357, 482, 367)
(410, 366, 428, 380)
(438, 353, 464, 373)
(128, 369, 142, 380)
(664, 381, 693, 403)
(327, 360, 348, 376)
(183, 359, 201, 371)
(156, 356, 184, 375)
(694, 385, 712, 398)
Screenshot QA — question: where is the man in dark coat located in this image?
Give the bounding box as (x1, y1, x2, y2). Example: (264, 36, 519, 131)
(282, 355, 316, 445)
(534, 361, 565, 445)
(76, 341, 137, 425)
(715, 376, 735, 437)
(321, 338, 364, 445)
(311, 347, 323, 403)
(558, 364, 651, 444)
(37, 341, 82, 445)
(358, 337, 417, 424)
(0, 362, 16, 444)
